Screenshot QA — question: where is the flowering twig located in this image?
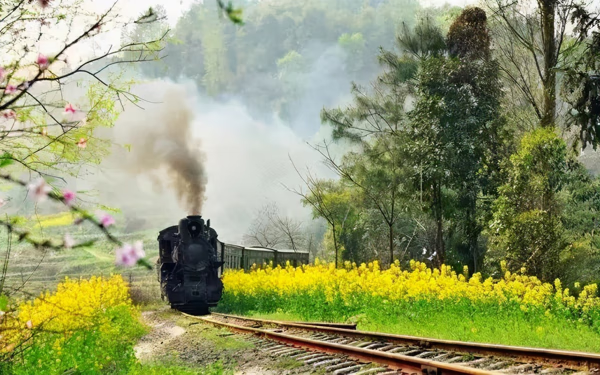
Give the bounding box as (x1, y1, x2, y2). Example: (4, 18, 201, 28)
(0, 173, 152, 269)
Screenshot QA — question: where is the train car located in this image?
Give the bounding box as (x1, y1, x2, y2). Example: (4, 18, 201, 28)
(158, 215, 310, 314)
(214, 243, 310, 274)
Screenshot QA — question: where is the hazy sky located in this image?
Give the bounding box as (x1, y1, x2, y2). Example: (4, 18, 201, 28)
(91, 0, 479, 27)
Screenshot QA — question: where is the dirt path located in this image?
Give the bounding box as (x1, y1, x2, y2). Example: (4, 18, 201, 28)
(135, 307, 320, 374)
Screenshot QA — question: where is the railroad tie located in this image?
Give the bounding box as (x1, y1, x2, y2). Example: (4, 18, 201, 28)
(357, 342, 376, 348)
(326, 361, 361, 371)
(414, 351, 437, 359)
(271, 347, 298, 355)
(304, 355, 333, 364)
(402, 349, 423, 356)
(386, 346, 410, 353)
(363, 342, 388, 350)
(431, 353, 452, 361)
(461, 357, 493, 367)
(484, 361, 513, 370)
(499, 363, 535, 373)
(313, 358, 343, 367)
(296, 353, 325, 361)
(279, 349, 304, 357)
(446, 355, 467, 363)
(376, 344, 397, 352)
(261, 343, 281, 350)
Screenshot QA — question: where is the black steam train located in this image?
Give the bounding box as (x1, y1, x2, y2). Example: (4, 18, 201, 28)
(157, 215, 310, 315)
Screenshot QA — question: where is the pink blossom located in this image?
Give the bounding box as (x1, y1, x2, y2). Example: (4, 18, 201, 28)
(62, 189, 75, 206)
(37, 54, 49, 70)
(26, 178, 52, 203)
(64, 103, 76, 114)
(0, 198, 6, 208)
(63, 233, 74, 249)
(26, 320, 33, 329)
(115, 241, 145, 267)
(77, 138, 87, 149)
(97, 211, 115, 227)
(4, 85, 17, 95)
(2, 110, 16, 119)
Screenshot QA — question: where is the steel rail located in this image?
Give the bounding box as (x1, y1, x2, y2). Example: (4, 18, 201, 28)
(189, 313, 501, 375)
(209, 312, 357, 330)
(209, 312, 600, 371)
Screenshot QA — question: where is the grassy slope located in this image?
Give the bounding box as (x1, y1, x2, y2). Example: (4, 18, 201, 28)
(1, 226, 161, 299)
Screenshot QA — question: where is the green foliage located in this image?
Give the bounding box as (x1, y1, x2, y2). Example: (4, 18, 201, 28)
(488, 128, 568, 280)
(301, 180, 362, 264)
(156, 0, 422, 117)
(405, 8, 507, 269)
(557, 163, 600, 286)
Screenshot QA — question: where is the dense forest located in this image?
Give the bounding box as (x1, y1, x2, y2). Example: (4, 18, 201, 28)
(131, 0, 600, 286)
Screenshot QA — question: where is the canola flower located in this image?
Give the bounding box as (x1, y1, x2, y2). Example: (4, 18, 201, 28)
(222, 259, 600, 326)
(1, 275, 136, 352)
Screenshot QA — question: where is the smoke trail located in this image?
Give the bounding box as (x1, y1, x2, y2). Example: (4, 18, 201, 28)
(117, 84, 207, 215)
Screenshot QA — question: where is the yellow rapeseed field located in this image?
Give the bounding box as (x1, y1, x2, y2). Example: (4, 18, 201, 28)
(1, 275, 135, 353)
(222, 259, 600, 317)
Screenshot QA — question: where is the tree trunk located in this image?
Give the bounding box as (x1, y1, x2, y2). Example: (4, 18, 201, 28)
(540, 0, 557, 127)
(332, 224, 339, 268)
(467, 197, 479, 273)
(389, 223, 394, 266)
(433, 181, 445, 265)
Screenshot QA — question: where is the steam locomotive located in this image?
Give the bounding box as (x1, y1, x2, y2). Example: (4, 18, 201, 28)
(157, 215, 311, 315)
(157, 215, 223, 315)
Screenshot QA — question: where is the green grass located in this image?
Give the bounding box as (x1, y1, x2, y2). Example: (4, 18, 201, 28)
(271, 357, 303, 371)
(129, 361, 232, 375)
(223, 300, 600, 354)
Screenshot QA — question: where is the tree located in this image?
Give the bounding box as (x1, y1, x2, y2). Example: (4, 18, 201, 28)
(309, 138, 411, 266)
(488, 0, 600, 140)
(404, 8, 507, 269)
(243, 202, 306, 250)
(286, 161, 358, 266)
(488, 128, 567, 280)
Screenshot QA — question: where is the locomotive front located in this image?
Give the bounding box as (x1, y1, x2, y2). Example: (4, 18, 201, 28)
(157, 215, 224, 315)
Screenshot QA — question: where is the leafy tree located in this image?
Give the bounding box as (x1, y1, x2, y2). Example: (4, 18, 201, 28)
(406, 7, 507, 269)
(558, 162, 600, 285)
(488, 128, 567, 280)
(286, 165, 360, 266)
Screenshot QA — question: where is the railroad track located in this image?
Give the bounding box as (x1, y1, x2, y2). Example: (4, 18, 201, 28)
(185, 312, 599, 375)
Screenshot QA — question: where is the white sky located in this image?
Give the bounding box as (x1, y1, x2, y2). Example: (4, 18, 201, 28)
(89, 0, 196, 27)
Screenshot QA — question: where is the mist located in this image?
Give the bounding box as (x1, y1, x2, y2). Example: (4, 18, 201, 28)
(82, 1, 405, 244)
(90, 79, 344, 243)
